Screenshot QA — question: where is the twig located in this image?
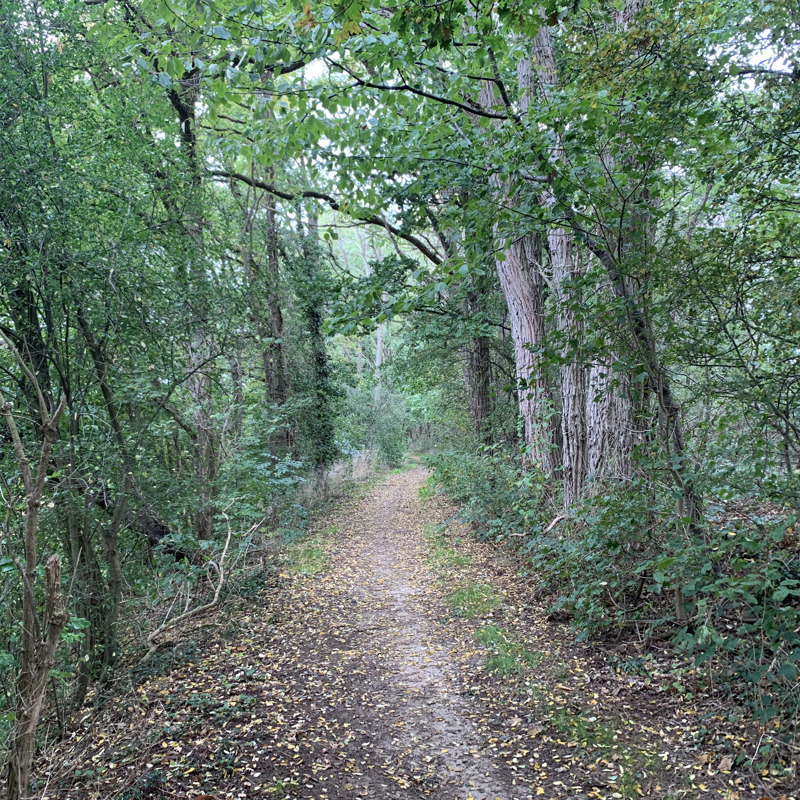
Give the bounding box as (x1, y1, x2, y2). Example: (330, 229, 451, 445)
(139, 505, 258, 662)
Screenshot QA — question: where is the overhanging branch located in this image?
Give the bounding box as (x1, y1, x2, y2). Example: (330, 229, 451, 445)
(209, 170, 444, 264)
(327, 59, 509, 121)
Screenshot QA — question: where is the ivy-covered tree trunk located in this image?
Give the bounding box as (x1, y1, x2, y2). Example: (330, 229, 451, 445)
(264, 189, 289, 407)
(168, 77, 220, 540)
(75, 308, 131, 681)
(299, 207, 337, 469)
(188, 337, 218, 540)
(426, 210, 495, 441)
(461, 279, 494, 438)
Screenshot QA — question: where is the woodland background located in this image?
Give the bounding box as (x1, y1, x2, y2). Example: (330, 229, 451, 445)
(0, 0, 798, 795)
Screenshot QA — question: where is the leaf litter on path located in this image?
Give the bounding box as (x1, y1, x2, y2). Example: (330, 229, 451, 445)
(39, 469, 797, 800)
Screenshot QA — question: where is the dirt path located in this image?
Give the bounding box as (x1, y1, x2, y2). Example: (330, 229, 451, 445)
(41, 468, 793, 800)
(305, 468, 525, 800)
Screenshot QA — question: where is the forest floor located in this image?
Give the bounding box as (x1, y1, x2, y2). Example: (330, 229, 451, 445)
(39, 467, 796, 800)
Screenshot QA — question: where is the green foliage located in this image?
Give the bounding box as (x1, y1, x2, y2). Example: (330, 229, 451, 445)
(530, 479, 679, 635)
(338, 386, 409, 467)
(2, 0, 800, 778)
(428, 447, 800, 719)
(216, 402, 306, 526)
(425, 447, 549, 541)
(672, 519, 800, 720)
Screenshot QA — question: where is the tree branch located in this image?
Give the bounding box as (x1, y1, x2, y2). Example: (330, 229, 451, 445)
(209, 171, 444, 265)
(328, 59, 509, 120)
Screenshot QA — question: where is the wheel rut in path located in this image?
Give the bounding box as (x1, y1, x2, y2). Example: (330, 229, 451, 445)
(300, 467, 525, 800)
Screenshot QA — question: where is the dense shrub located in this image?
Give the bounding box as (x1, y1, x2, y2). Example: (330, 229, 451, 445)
(427, 447, 800, 719)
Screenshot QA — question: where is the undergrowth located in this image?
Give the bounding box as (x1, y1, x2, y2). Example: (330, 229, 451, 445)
(424, 446, 800, 733)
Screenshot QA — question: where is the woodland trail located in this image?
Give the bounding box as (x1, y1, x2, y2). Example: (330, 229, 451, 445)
(41, 468, 787, 800)
(282, 467, 525, 800)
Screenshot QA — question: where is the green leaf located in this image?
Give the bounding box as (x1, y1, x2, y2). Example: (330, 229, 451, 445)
(0, 557, 16, 575)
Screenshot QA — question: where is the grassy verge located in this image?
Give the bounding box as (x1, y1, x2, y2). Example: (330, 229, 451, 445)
(423, 522, 471, 570)
(447, 583, 500, 619)
(418, 515, 665, 800)
(287, 523, 339, 575)
(474, 624, 544, 675)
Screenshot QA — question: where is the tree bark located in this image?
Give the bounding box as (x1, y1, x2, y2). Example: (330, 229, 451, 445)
(533, 27, 590, 506)
(549, 226, 588, 507)
(586, 357, 634, 482)
(492, 233, 558, 471)
(479, 73, 559, 474)
(462, 324, 493, 441)
(187, 337, 218, 540)
(0, 340, 67, 799)
(6, 556, 67, 800)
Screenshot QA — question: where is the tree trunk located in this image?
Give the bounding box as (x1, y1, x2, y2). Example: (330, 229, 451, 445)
(375, 321, 384, 403)
(264, 191, 289, 406)
(532, 28, 590, 506)
(549, 226, 588, 507)
(0, 350, 67, 799)
(479, 67, 560, 476)
(299, 206, 337, 469)
(492, 234, 558, 472)
(96, 472, 130, 685)
(164, 75, 220, 540)
(586, 358, 634, 482)
(462, 332, 493, 441)
(229, 351, 244, 439)
(425, 207, 497, 441)
(187, 338, 217, 540)
(7, 556, 67, 800)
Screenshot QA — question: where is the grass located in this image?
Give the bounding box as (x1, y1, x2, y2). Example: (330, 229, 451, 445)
(290, 541, 327, 575)
(418, 477, 437, 498)
(288, 523, 339, 575)
(474, 624, 544, 675)
(447, 582, 500, 618)
(424, 523, 472, 569)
